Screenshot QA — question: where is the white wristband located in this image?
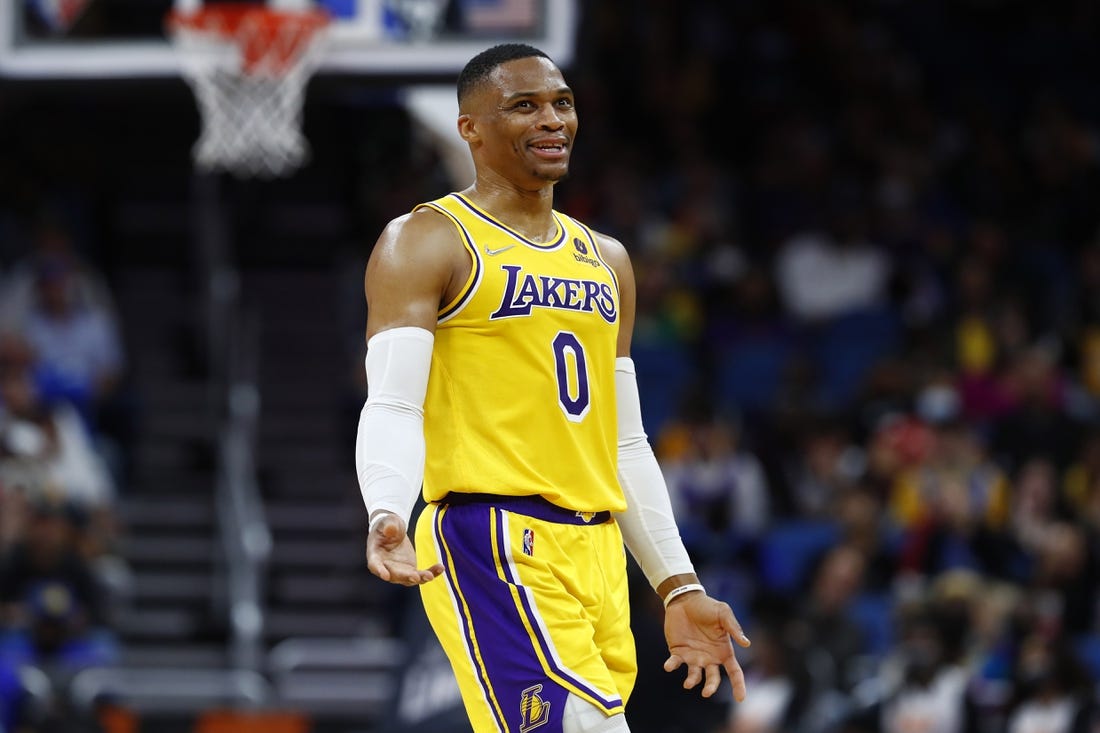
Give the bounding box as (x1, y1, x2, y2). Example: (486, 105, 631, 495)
(663, 583, 705, 608)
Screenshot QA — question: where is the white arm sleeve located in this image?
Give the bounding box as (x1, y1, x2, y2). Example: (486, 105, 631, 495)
(612, 357, 695, 591)
(355, 326, 434, 528)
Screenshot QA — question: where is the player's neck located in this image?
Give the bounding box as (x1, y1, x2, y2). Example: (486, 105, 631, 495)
(462, 178, 557, 243)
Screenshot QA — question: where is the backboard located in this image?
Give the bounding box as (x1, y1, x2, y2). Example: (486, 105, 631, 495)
(0, 0, 577, 79)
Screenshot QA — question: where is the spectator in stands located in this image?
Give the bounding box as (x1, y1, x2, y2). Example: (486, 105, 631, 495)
(1025, 522, 1096, 637)
(724, 624, 811, 733)
(0, 495, 117, 673)
(878, 604, 976, 733)
(0, 213, 117, 334)
(932, 571, 1019, 714)
(774, 181, 892, 324)
(0, 343, 114, 537)
(890, 413, 1012, 578)
(863, 413, 935, 503)
(952, 253, 1019, 424)
(834, 488, 898, 593)
(0, 336, 117, 557)
(1005, 634, 1095, 733)
(783, 421, 862, 519)
(16, 255, 125, 429)
(785, 544, 868, 695)
(992, 346, 1081, 471)
(661, 413, 770, 559)
(1010, 456, 1063, 563)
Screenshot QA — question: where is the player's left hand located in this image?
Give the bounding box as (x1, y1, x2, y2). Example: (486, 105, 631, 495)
(663, 591, 750, 701)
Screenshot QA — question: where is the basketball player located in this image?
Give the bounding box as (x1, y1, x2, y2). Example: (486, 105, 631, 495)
(356, 44, 749, 733)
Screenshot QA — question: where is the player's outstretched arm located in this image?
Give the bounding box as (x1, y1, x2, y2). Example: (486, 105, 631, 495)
(600, 231, 750, 701)
(357, 209, 467, 586)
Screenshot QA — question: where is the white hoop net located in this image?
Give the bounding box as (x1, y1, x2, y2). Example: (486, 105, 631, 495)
(168, 6, 329, 178)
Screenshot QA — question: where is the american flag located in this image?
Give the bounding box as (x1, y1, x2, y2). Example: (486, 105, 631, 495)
(28, 0, 91, 33)
(463, 0, 538, 32)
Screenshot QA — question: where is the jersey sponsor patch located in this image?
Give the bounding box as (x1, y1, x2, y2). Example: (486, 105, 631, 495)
(571, 238, 602, 267)
(522, 528, 535, 556)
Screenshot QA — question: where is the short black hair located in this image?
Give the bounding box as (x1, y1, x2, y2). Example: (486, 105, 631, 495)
(457, 43, 552, 104)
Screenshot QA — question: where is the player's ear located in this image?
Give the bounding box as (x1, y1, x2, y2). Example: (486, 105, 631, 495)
(457, 113, 479, 144)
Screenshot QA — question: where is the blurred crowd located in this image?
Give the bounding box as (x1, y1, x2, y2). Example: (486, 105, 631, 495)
(544, 2, 1100, 733)
(0, 213, 128, 732)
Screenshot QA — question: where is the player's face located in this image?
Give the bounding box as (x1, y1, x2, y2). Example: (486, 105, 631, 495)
(476, 56, 577, 184)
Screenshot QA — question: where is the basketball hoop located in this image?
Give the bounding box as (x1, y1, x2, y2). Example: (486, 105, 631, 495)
(166, 3, 330, 177)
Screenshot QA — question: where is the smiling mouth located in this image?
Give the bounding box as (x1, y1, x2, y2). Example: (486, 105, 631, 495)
(529, 142, 569, 158)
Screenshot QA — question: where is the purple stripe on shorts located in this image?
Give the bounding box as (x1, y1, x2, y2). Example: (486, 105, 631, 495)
(492, 509, 624, 712)
(434, 507, 509, 733)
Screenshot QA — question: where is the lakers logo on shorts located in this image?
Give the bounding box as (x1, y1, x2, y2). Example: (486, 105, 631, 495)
(520, 684, 551, 732)
(576, 511, 597, 523)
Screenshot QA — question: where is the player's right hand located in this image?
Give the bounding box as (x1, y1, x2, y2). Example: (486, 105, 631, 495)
(365, 512, 444, 586)
(663, 592, 749, 702)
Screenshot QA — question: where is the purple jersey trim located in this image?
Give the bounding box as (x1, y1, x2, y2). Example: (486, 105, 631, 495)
(416, 201, 484, 322)
(452, 194, 567, 251)
(433, 506, 510, 732)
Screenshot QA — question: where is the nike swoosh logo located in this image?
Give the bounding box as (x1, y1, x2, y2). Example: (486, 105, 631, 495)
(484, 244, 515, 256)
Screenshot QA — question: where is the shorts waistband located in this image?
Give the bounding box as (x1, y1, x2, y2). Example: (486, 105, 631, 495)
(440, 493, 612, 526)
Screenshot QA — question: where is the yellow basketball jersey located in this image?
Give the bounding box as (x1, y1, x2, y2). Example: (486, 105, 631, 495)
(415, 193, 625, 514)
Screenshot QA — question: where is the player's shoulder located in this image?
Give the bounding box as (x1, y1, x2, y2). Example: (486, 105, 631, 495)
(379, 205, 458, 244)
(556, 210, 620, 255)
(556, 211, 628, 262)
(365, 205, 468, 292)
(373, 205, 464, 264)
(586, 227, 631, 273)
